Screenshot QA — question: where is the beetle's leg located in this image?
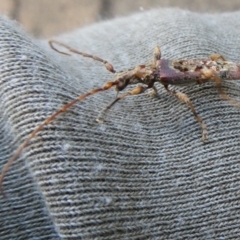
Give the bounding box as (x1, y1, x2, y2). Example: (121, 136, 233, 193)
(147, 85, 158, 97)
(209, 54, 226, 62)
(154, 46, 161, 64)
(201, 69, 240, 107)
(164, 85, 208, 142)
(147, 46, 161, 97)
(96, 85, 149, 123)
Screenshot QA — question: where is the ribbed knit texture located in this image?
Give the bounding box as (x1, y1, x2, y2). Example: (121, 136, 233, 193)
(1, 9, 240, 239)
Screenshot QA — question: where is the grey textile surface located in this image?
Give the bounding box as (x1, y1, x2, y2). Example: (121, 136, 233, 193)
(1, 8, 240, 240)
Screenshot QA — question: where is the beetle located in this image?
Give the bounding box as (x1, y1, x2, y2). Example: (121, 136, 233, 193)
(1, 40, 240, 194)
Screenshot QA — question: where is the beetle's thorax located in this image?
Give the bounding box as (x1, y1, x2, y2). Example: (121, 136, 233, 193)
(115, 64, 159, 91)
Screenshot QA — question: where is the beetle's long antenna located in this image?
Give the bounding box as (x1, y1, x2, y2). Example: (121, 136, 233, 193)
(49, 40, 116, 73)
(0, 80, 119, 195)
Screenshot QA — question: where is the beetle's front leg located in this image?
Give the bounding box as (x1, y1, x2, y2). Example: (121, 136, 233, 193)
(148, 85, 158, 97)
(96, 85, 149, 123)
(209, 54, 226, 62)
(164, 85, 208, 142)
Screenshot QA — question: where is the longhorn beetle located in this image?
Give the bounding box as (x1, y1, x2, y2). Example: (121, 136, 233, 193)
(1, 39, 240, 194)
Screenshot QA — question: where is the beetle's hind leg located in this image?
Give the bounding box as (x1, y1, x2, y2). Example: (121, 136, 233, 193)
(207, 53, 237, 104)
(201, 68, 240, 107)
(164, 85, 208, 142)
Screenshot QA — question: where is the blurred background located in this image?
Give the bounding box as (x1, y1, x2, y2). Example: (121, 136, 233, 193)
(0, 0, 240, 38)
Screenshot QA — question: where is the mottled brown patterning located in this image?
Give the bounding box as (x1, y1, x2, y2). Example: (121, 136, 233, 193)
(1, 40, 240, 194)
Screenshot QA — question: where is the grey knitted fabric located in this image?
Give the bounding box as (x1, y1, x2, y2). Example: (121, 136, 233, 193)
(1, 8, 240, 240)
